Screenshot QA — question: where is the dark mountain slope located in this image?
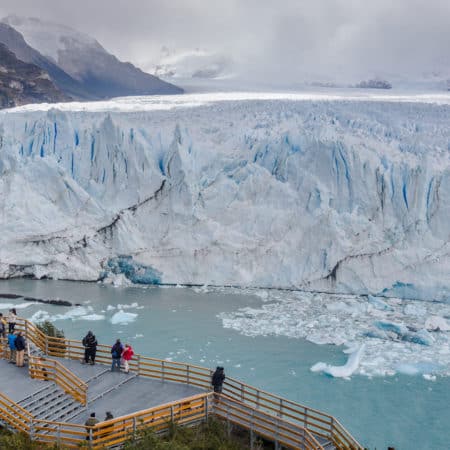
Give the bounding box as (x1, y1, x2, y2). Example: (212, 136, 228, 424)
(3, 16, 183, 99)
(0, 42, 69, 108)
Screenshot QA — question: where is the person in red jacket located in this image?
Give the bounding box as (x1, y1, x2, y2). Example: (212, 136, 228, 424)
(121, 344, 134, 373)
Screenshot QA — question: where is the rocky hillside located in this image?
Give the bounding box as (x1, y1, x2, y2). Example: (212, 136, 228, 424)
(3, 16, 183, 99)
(0, 42, 68, 108)
(0, 22, 92, 100)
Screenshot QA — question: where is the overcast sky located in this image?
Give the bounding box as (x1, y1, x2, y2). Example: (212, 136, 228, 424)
(1, 0, 450, 83)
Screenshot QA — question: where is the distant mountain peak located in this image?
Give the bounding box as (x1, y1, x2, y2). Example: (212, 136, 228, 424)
(3, 15, 101, 62)
(0, 15, 182, 99)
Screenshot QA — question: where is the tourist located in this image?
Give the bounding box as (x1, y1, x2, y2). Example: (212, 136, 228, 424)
(15, 331, 26, 367)
(85, 412, 99, 440)
(0, 313, 7, 338)
(101, 411, 115, 440)
(7, 331, 16, 364)
(121, 343, 134, 373)
(7, 308, 17, 333)
(110, 339, 123, 371)
(82, 331, 98, 365)
(211, 366, 225, 393)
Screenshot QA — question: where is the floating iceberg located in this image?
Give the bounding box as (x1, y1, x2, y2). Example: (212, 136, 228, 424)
(110, 310, 138, 325)
(425, 316, 450, 331)
(367, 295, 393, 311)
(218, 287, 450, 377)
(311, 344, 365, 378)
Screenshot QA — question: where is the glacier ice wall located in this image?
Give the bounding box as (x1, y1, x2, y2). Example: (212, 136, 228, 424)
(0, 96, 449, 300)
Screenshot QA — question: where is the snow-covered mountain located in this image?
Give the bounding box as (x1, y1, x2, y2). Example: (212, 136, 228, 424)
(2, 16, 182, 98)
(146, 47, 234, 80)
(0, 92, 449, 301)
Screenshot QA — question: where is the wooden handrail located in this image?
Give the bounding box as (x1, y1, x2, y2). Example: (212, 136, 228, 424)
(88, 392, 213, 449)
(14, 317, 363, 449)
(28, 356, 87, 405)
(214, 394, 324, 450)
(0, 392, 34, 433)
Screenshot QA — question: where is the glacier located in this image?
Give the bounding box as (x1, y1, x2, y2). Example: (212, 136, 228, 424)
(0, 92, 449, 301)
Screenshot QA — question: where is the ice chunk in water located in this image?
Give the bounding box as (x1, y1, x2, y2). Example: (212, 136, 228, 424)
(425, 316, 450, 332)
(375, 321, 408, 335)
(110, 310, 138, 324)
(310, 344, 365, 378)
(367, 295, 393, 311)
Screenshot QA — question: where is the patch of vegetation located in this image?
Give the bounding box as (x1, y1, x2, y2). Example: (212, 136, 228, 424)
(0, 419, 269, 449)
(124, 418, 265, 450)
(36, 321, 66, 356)
(0, 429, 61, 449)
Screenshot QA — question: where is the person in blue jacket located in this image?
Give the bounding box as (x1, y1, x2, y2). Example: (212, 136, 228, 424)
(8, 331, 16, 364)
(110, 339, 123, 371)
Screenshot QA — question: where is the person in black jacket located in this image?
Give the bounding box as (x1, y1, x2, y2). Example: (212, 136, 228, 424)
(211, 366, 225, 393)
(82, 331, 98, 365)
(110, 339, 123, 371)
(15, 331, 26, 367)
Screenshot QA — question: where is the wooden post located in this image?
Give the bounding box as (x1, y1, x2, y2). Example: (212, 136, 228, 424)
(133, 417, 137, 440)
(331, 415, 335, 439)
(57, 424, 61, 447)
(29, 419, 34, 440)
(278, 398, 283, 418)
(137, 354, 141, 375)
(161, 360, 165, 383)
(250, 429, 254, 450)
(187, 365, 190, 385)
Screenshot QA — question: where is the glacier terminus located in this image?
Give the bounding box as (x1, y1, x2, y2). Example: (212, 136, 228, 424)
(0, 92, 449, 302)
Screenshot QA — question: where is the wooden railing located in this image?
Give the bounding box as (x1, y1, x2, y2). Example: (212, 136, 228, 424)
(89, 392, 212, 449)
(12, 317, 363, 449)
(215, 394, 324, 450)
(221, 377, 363, 449)
(28, 356, 87, 406)
(0, 392, 34, 433)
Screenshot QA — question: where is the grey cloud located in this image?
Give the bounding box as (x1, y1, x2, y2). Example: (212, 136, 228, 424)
(1, 0, 449, 84)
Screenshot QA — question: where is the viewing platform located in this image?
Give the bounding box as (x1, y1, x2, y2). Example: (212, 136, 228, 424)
(0, 318, 363, 449)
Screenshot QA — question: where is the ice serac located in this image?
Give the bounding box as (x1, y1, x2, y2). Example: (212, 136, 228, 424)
(0, 94, 449, 301)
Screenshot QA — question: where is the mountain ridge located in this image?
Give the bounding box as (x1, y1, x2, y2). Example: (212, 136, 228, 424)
(0, 15, 183, 102)
(0, 42, 69, 108)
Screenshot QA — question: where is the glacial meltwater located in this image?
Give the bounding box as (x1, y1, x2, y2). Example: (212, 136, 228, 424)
(1, 279, 449, 450)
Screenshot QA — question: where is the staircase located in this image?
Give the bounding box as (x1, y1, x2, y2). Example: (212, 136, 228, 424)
(87, 371, 138, 404)
(19, 384, 84, 423)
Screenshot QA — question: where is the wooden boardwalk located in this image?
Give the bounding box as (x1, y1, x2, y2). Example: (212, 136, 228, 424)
(0, 318, 363, 449)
